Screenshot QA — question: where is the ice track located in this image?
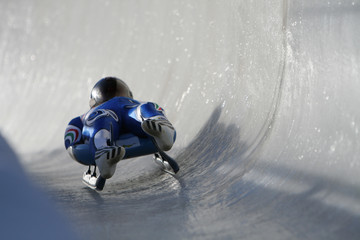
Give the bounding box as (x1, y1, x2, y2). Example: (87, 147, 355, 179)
(1, 1, 360, 239)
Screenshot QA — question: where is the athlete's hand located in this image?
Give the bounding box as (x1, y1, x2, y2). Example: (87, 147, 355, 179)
(95, 145, 125, 179)
(141, 118, 174, 137)
(95, 145, 125, 163)
(141, 117, 176, 151)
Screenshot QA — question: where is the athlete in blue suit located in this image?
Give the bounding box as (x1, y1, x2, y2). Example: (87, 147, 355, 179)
(64, 77, 176, 190)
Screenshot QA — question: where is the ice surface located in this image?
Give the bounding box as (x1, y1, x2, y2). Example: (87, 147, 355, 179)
(0, 0, 359, 239)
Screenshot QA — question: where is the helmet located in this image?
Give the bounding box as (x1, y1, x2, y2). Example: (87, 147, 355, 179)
(89, 77, 133, 108)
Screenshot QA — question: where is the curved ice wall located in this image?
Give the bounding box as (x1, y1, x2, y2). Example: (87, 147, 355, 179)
(1, 0, 359, 239)
(0, 0, 285, 155)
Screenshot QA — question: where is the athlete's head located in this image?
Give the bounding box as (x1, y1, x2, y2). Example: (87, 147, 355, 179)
(89, 76, 133, 108)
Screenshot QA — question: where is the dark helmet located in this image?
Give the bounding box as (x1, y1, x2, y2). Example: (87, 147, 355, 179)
(89, 77, 133, 108)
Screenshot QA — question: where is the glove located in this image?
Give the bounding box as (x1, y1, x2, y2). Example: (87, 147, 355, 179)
(95, 145, 125, 179)
(141, 117, 176, 151)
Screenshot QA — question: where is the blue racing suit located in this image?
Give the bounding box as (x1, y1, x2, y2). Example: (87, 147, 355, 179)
(64, 97, 176, 166)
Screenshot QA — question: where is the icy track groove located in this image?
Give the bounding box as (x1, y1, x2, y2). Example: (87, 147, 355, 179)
(1, 0, 360, 239)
